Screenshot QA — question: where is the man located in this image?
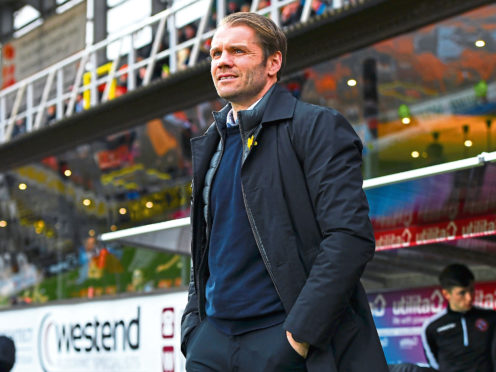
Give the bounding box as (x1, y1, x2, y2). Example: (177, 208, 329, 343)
(181, 12, 388, 372)
(422, 263, 496, 371)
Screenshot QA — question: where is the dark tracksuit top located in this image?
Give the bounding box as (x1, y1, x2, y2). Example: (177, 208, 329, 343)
(422, 306, 496, 372)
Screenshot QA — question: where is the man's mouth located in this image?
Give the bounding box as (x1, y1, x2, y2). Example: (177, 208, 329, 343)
(218, 75, 237, 81)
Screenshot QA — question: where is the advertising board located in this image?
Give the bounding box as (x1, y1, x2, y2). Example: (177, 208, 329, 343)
(1, 2, 86, 89)
(0, 291, 187, 372)
(367, 163, 496, 250)
(368, 281, 496, 364)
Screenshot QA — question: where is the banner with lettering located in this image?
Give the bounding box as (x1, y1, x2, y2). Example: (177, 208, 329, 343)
(0, 291, 188, 372)
(366, 163, 496, 251)
(368, 281, 496, 364)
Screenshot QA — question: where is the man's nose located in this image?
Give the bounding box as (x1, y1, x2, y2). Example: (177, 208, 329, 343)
(216, 50, 233, 67)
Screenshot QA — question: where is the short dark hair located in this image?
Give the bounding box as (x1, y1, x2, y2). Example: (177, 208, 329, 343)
(221, 12, 287, 80)
(439, 264, 474, 290)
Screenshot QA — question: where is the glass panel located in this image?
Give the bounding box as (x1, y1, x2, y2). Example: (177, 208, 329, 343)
(0, 97, 220, 305)
(291, 4, 496, 178)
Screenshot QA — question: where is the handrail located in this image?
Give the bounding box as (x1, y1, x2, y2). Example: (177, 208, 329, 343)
(0, 0, 350, 145)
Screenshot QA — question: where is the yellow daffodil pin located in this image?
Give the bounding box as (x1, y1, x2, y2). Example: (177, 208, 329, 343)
(247, 135, 254, 149)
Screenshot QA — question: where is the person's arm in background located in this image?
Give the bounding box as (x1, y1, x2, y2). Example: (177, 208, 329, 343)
(421, 323, 440, 370)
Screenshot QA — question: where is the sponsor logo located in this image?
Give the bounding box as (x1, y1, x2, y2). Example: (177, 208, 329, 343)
(38, 307, 140, 372)
(392, 290, 444, 316)
(162, 308, 175, 339)
(475, 318, 488, 332)
(162, 346, 175, 372)
(370, 294, 386, 317)
(399, 336, 418, 349)
(436, 323, 456, 333)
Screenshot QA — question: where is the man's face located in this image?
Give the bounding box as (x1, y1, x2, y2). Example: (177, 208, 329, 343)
(210, 24, 281, 110)
(442, 284, 475, 312)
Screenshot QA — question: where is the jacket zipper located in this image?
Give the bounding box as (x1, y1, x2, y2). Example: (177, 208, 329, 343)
(190, 144, 198, 294)
(190, 140, 206, 318)
(461, 316, 469, 346)
(198, 131, 225, 320)
(240, 183, 284, 303)
(238, 117, 284, 303)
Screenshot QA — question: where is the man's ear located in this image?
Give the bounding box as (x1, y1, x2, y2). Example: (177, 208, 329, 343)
(441, 288, 451, 301)
(266, 51, 282, 78)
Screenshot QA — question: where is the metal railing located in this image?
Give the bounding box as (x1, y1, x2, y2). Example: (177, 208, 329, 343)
(0, 0, 350, 145)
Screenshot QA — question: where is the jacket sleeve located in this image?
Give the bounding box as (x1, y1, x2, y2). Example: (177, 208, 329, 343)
(180, 266, 201, 356)
(282, 105, 375, 350)
(421, 322, 439, 370)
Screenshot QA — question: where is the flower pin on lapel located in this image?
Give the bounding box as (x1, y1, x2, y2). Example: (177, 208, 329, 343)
(247, 135, 254, 149)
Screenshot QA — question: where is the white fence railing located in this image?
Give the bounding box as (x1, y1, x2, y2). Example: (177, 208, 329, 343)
(0, 0, 351, 145)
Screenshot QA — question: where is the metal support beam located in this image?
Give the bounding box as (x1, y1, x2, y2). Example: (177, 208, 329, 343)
(362, 272, 388, 286)
(34, 69, 56, 129)
(4, 82, 26, 141)
(93, 0, 107, 65)
(0, 4, 14, 42)
(372, 254, 441, 277)
(99, 217, 191, 254)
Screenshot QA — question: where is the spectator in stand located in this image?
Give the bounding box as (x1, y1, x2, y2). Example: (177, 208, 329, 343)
(311, 0, 328, 15)
(281, 1, 302, 26)
(179, 24, 198, 67)
(281, 0, 329, 27)
(422, 264, 496, 372)
(76, 237, 97, 284)
(227, 0, 240, 14)
(134, 56, 148, 87)
(11, 118, 26, 138)
(75, 92, 85, 113)
(240, 3, 251, 12)
(0, 336, 15, 372)
(45, 105, 57, 126)
(258, 0, 270, 10)
(161, 64, 170, 79)
(115, 64, 129, 98)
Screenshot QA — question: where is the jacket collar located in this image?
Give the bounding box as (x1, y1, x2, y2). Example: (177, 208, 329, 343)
(212, 84, 297, 133)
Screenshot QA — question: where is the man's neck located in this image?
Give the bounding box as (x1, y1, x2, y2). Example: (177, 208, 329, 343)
(231, 97, 262, 121)
(448, 305, 472, 314)
(231, 83, 276, 121)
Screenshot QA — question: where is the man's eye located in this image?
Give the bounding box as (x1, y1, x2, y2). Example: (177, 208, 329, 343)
(234, 49, 244, 54)
(211, 51, 221, 58)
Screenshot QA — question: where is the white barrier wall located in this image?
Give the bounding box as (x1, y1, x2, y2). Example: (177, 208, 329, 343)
(0, 291, 188, 372)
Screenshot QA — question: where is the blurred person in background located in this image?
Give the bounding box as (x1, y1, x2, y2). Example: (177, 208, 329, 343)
(0, 336, 15, 372)
(181, 12, 387, 372)
(422, 263, 496, 371)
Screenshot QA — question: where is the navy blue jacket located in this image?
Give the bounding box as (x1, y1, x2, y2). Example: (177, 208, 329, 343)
(181, 84, 388, 372)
